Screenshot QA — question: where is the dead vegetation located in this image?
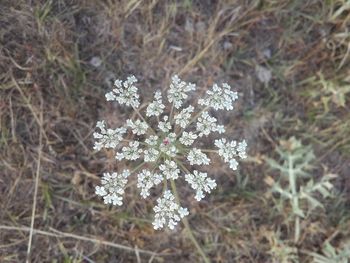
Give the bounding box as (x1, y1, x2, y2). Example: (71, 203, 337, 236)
(1, 0, 350, 262)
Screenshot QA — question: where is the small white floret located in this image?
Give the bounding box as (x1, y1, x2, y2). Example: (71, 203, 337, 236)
(95, 170, 130, 206)
(152, 190, 189, 230)
(229, 158, 239, 170)
(145, 135, 159, 146)
(237, 140, 247, 159)
(126, 119, 148, 135)
(158, 116, 171, 133)
(187, 148, 210, 165)
(167, 75, 196, 109)
(159, 134, 178, 157)
(146, 90, 165, 117)
(93, 120, 126, 151)
(159, 160, 180, 180)
(144, 148, 160, 162)
(105, 75, 140, 108)
(198, 82, 238, 111)
(215, 138, 247, 170)
(174, 105, 194, 128)
(116, 141, 142, 161)
(137, 170, 163, 198)
(196, 112, 224, 137)
(185, 170, 217, 201)
(179, 131, 198, 146)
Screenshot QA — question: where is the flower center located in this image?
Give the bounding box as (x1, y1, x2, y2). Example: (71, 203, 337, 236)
(163, 138, 170, 145)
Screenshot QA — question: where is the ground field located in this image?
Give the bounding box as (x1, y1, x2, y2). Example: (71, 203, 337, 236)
(1, 0, 350, 262)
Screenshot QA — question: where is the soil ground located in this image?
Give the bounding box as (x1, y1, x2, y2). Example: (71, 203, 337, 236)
(1, 1, 350, 262)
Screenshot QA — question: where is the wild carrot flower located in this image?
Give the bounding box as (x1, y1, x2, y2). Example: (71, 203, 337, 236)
(95, 170, 130, 206)
(94, 74, 247, 230)
(153, 190, 189, 230)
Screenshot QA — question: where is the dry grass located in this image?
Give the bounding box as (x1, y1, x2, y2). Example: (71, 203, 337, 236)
(1, 0, 350, 262)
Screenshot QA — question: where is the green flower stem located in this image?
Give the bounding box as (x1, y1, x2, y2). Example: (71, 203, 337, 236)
(169, 102, 175, 125)
(122, 139, 147, 146)
(288, 155, 300, 243)
(174, 158, 190, 175)
(130, 161, 147, 174)
(200, 149, 218, 153)
(162, 156, 168, 191)
(163, 179, 168, 191)
(295, 217, 300, 244)
(170, 179, 210, 263)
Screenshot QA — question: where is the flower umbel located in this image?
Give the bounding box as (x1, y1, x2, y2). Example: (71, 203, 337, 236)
(198, 83, 238, 110)
(187, 148, 210, 165)
(146, 90, 165, 117)
(94, 75, 247, 230)
(160, 160, 180, 180)
(93, 120, 126, 151)
(95, 170, 130, 206)
(185, 170, 217, 201)
(137, 170, 163, 198)
(168, 75, 196, 109)
(105, 75, 140, 108)
(153, 190, 189, 230)
(214, 138, 247, 170)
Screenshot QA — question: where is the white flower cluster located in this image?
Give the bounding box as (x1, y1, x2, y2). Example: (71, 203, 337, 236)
(196, 112, 225, 137)
(185, 170, 217, 201)
(179, 131, 197, 146)
(187, 148, 210, 165)
(159, 133, 177, 157)
(126, 119, 148, 135)
(168, 75, 196, 108)
(137, 170, 162, 198)
(158, 116, 171, 133)
(198, 83, 238, 110)
(146, 91, 165, 117)
(105, 75, 140, 108)
(160, 160, 180, 180)
(175, 106, 194, 128)
(94, 74, 247, 230)
(116, 141, 142, 161)
(95, 170, 130, 206)
(93, 120, 126, 151)
(214, 139, 247, 170)
(153, 190, 189, 230)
